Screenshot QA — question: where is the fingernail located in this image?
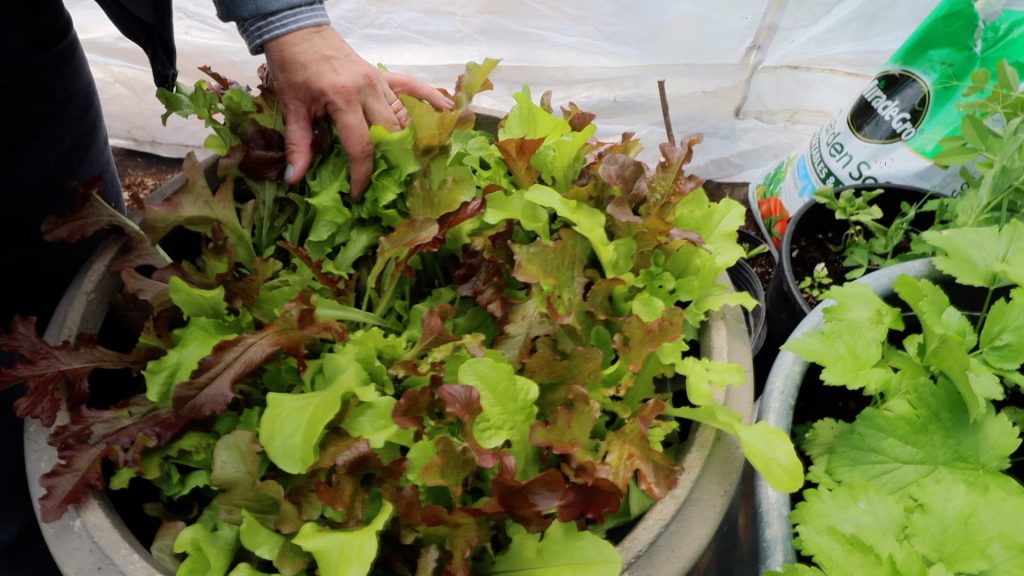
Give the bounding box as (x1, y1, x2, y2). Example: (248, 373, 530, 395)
(444, 97, 456, 109)
(283, 164, 295, 181)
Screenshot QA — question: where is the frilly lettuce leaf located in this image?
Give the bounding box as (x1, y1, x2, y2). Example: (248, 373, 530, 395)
(480, 521, 620, 576)
(291, 501, 394, 576)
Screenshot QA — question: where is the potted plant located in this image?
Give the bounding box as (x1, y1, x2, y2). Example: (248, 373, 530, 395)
(1, 61, 801, 576)
(755, 60, 1024, 574)
(757, 249, 1024, 573)
(761, 59, 1024, 366)
(760, 183, 935, 367)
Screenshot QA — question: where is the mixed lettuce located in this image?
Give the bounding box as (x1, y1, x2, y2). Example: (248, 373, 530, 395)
(0, 61, 801, 575)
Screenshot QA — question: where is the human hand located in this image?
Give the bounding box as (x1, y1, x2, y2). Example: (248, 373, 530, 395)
(263, 26, 452, 197)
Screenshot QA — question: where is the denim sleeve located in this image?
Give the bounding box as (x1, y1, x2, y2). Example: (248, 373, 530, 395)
(233, 3, 330, 54)
(213, 0, 324, 23)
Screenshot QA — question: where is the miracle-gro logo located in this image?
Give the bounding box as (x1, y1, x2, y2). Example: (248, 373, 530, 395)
(848, 70, 930, 144)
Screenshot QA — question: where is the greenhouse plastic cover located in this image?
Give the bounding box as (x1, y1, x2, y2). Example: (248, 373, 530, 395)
(68, 0, 949, 182)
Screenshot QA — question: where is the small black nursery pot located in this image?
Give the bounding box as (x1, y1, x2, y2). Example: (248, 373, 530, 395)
(760, 183, 934, 372)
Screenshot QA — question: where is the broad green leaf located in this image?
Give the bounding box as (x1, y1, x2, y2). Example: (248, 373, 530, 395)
(816, 381, 1019, 494)
(906, 474, 1024, 574)
(143, 317, 241, 406)
(783, 282, 899, 393)
(531, 125, 597, 192)
(260, 386, 346, 474)
(894, 276, 999, 419)
(370, 124, 419, 180)
(210, 430, 281, 526)
(500, 87, 571, 143)
(173, 507, 240, 576)
(631, 291, 666, 323)
(482, 188, 551, 241)
(340, 397, 415, 449)
(306, 168, 353, 248)
(980, 289, 1024, 370)
(511, 229, 590, 320)
(821, 282, 904, 341)
(524, 184, 635, 278)
(459, 355, 540, 479)
(783, 326, 891, 393)
(239, 509, 286, 561)
(790, 483, 922, 576)
(667, 403, 803, 493)
(457, 58, 501, 105)
(168, 276, 229, 320)
(292, 500, 393, 576)
(407, 157, 476, 219)
(922, 221, 1024, 289)
(481, 521, 620, 576)
(677, 357, 745, 407)
(673, 190, 746, 268)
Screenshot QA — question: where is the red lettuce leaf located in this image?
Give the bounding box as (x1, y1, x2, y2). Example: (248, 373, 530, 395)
(602, 399, 679, 499)
(487, 469, 567, 533)
(171, 293, 347, 420)
(454, 226, 514, 318)
(496, 137, 543, 190)
(40, 177, 169, 270)
(0, 316, 155, 426)
(420, 436, 478, 500)
(39, 395, 187, 522)
(529, 386, 600, 457)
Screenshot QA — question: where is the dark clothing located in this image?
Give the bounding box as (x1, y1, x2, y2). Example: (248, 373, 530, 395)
(1, 2, 124, 574)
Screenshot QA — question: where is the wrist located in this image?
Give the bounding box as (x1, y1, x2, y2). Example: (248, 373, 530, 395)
(236, 3, 331, 55)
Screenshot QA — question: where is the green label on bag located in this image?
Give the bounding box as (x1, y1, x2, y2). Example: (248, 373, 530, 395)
(750, 0, 1024, 247)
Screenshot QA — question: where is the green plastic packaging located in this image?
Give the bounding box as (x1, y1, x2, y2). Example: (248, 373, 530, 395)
(750, 0, 1024, 248)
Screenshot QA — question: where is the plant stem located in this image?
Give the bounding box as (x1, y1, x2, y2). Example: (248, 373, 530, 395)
(658, 80, 675, 146)
(976, 286, 995, 332)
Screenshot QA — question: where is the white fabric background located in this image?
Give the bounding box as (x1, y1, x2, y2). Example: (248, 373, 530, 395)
(67, 0, 946, 181)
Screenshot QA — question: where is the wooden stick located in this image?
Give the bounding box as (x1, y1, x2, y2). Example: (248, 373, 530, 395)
(658, 79, 676, 146)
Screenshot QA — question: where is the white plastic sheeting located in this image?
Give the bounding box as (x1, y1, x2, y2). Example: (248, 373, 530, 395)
(68, 0, 941, 181)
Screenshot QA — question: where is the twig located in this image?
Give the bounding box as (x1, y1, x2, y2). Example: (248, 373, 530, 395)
(658, 80, 676, 146)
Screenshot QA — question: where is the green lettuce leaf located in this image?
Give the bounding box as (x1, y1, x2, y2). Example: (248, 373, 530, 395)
(292, 500, 394, 576)
(174, 505, 241, 576)
(260, 386, 347, 474)
(143, 317, 242, 406)
(667, 403, 804, 493)
(523, 184, 636, 278)
(481, 521, 620, 576)
(459, 355, 540, 479)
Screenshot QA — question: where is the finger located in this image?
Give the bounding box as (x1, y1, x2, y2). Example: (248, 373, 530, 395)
(328, 105, 374, 198)
(390, 96, 411, 129)
(362, 86, 403, 132)
(385, 72, 454, 110)
(282, 106, 314, 184)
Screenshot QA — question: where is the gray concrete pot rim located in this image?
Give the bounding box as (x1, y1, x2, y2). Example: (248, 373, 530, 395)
(753, 258, 941, 572)
(27, 123, 756, 576)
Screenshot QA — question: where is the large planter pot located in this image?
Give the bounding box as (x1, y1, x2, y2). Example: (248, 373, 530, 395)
(26, 161, 757, 574)
(760, 184, 933, 370)
(754, 258, 939, 571)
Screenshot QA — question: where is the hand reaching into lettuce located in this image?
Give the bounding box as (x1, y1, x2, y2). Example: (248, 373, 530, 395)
(264, 25, 453, 195)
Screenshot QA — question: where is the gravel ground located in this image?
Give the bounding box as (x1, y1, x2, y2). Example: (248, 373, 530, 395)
(112, 147, 183, 209)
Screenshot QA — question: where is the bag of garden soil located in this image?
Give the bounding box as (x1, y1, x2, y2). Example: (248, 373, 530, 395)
(749, 0, 1024, 249)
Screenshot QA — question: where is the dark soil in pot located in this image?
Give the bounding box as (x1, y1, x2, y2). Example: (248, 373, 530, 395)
(761, 184, 934, 374)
